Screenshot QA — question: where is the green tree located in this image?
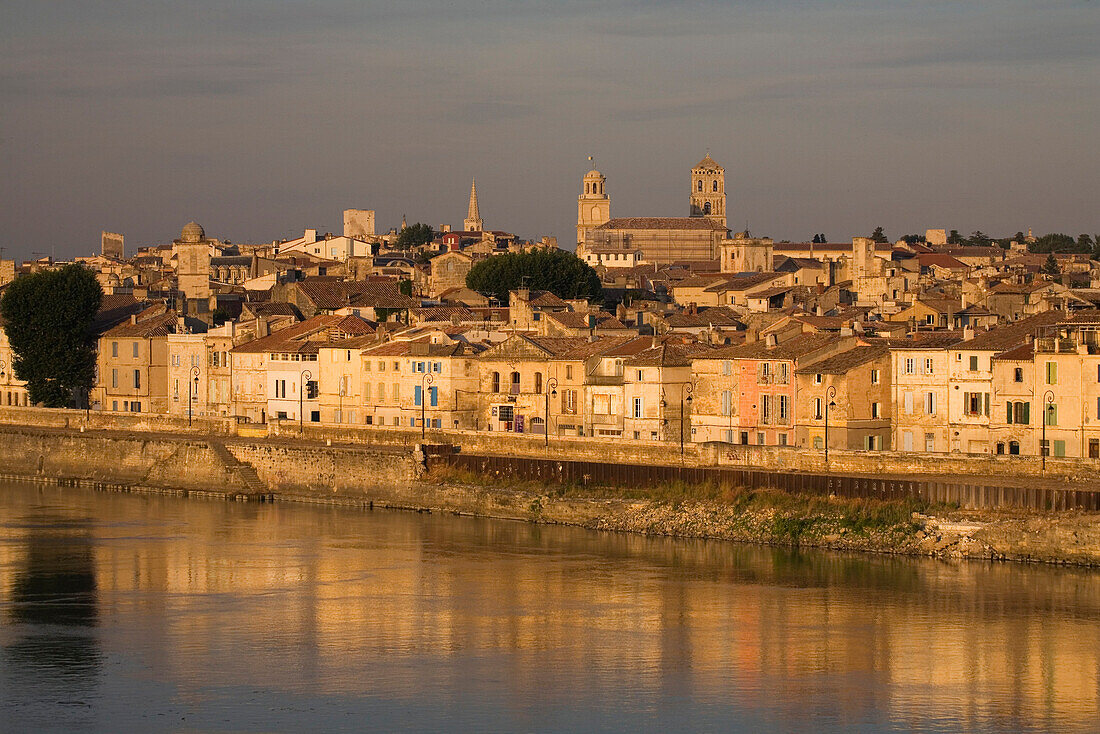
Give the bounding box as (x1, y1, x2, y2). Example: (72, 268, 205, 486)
(1041, 253, 1061, 280)
(466, 249, 603, 303)
(966, 231, 992, 247)
(947, 229, 963, 245)
(1028, 233, 1076, 253)
(870, 227, 888, 244)
(398, 279, 414, 296)
(395, 223, 434, 250)
(0, 264, 103, 407)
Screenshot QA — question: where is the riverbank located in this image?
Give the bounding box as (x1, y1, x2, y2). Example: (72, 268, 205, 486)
(1, 424, 1098, 566)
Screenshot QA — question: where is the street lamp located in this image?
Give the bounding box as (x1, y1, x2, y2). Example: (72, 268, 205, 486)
(338, 375, 346, 425)
(824, 385, 837, 464)
(300, 369, 312, 434)
(662, 382, 695, 457)
(188, 366, 200, 426)
(544, 377, 559, 447)
(421, 372, 434, 439)
(1042, 389, 1055, 471)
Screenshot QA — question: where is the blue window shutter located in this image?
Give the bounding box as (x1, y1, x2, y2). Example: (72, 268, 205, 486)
(414, 385, 422, 406)
(430, 386, 438, 407)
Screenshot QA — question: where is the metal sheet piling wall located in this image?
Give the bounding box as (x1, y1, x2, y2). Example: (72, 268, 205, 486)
(428, 453, 1100, 512)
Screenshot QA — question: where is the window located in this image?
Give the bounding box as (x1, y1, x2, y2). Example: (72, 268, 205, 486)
(414, 385, 422, 407)
(969, 355, 978, 371)
(870, 369, 879, 385)
(761, 395, 772, 424)
(377, 383, 384, 401)
(1045, 403, 1058, 426)
(1015, 367, 1024, 383)
(111, 341, 118, 358)
(566, 365, 573, 380)
(697, 180, 703, 191)
(632, 397, 643, 419)
(903, 391, 913, 414)
(905, 358, 915, 375)
(510, 371, 520, 394)
(779, 433, 788, 446)
(492, 372, 500, 393)
(778, 395, 790, 422)
(1046, 362, 1057, 384)
(111, 369, 118, 389)
(562, 390, 577, 414)
(392, 384, 400, 401)
(1054, 440, 1066, 457)
(429, 386, 438, 407)
(757, 432, 765, 445)
(722, 390, 733, 417)
(393, 361, 400, 371)
(132, 342, 139, 358)
(902, 431, 913, 451)
(275, 380, 286, 399)
(813, 373, 822, 385)
(534, 372, 543, 394)
(924, 358, 934, 375)
(378, 361, 385, 371)
(925, 433, 935, 452)
(133, 370, 141, 389)
(778, 363, 789, 384)
(813, 436, 823, 449)
(1007, 401, 1029, 424)
(722, 361, 732, 376)
(871, 402, 880, 419)
(924, 392, 936, 415)
(813, 397, 822, 420)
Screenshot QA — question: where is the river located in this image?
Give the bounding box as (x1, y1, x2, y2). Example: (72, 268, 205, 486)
(0, 480, 1097, 733)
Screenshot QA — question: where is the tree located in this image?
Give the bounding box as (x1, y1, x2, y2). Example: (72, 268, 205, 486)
(870, 227, 888, 244)
(899, 234, 926, 245)
(1028, 233, 1076, 253)
(966, 231, 992, 247)
(466, 249, 602, 303)
(0, 264, 103, 407)
(947, 229, 963, 245)
(1041, 253, 1061, 280)
(395, 223, 434, 250)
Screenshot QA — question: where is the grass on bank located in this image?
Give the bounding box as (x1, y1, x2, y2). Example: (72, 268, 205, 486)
(425, 465, 930, 543)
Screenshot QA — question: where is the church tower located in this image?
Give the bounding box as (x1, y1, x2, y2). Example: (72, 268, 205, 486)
(463, 179, 483, 232)
(577, 164, 610, 245)
(689, 154, 726, 229)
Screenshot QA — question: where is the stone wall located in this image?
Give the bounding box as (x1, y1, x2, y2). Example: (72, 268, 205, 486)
(224, 441, 417, 497)
(2, 404, 1098, 484)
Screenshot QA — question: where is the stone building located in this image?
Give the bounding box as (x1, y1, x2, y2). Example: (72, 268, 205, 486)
(97, 304, 179, 414)
(176, 222, 211, 301)
(688, 154, 727, 228)
(795, 344, 893, 451)
(101, 231, 124, 259)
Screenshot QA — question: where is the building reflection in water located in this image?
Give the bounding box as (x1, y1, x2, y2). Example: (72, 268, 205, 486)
(0, 483, 1099, 731)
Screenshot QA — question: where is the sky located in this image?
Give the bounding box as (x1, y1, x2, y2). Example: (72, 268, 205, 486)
(1, 0, 1098, 260)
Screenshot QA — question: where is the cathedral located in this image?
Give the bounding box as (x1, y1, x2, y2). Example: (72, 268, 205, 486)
(577, 155, 733, 266)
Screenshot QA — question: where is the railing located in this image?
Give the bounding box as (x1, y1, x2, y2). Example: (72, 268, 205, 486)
(587, 374, 624, 386)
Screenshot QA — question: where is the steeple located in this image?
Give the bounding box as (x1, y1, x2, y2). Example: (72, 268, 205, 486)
(464, 178, 483, 232)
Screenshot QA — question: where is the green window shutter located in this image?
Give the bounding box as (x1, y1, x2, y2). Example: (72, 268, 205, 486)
(984, 393, 990, 416)
(1006, 402, 1013, 423)
(1022, 402, 1030, 424)
(1054, 440, 1066, 457)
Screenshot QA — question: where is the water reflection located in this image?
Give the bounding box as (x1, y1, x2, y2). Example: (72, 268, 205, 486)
(0, 482, 1097, 732)
(2, 511, 101, 731)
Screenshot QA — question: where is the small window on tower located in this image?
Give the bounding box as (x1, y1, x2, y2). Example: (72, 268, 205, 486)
(712, 181, 718, 192)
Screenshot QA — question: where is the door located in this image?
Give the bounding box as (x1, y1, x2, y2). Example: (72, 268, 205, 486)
(1090, 439, 1099, 459)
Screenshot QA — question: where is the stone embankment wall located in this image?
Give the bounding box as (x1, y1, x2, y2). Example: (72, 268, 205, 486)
(3, 404, 1100, 483)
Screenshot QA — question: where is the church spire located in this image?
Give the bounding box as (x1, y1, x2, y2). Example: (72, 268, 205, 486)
(464, 178, 483, 232)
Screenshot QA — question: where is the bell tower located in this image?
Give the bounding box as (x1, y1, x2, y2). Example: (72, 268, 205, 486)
(689, 153, 726, 229)
(577, 160, 610, 245)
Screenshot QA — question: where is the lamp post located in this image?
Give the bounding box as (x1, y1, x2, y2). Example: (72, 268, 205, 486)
(188, 366, 200, 426)
(1042, 389, 1055, 471)
(824, 385, 837, 464)
(544, 377, 558, 447)
(299, 369, 312, 434)
(338, 376, 346, 425)
(680, 383, 694, 457)
(421, 372, 434, 439)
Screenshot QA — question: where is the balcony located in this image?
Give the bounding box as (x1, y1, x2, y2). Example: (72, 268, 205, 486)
(587, 374, 624, 386)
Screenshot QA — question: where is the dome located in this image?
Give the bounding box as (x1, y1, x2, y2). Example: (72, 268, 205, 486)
(181, 221, 205, 243)
(584, 169, 604, 179)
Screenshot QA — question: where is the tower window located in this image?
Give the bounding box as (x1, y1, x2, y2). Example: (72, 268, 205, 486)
(703, 202, 711, 214)
(713, 181, 718, 192)
(697, 181, 703, 191)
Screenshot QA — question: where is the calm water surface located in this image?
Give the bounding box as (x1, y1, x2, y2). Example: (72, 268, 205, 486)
(1, 480, 1098, 733)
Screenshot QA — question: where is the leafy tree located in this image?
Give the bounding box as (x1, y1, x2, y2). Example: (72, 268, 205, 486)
(395, 223, 434, 250)
(1028, 233, 1078, 253)
(1077, 234, 1094, 251)
(397, 279, 414, 296)
(966, 231, 992, 247)
(899, 234, 926, 245)
(869, 227, 888, 244)
(466, 249, 602, 303)
(0, 264, 103, 407)
(947, 229, 963, 245)
(811, 233, 827, 243)
(1041, 253, 1061, 280)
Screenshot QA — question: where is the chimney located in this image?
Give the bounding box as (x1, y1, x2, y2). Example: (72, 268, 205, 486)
(305, 229, 317, 244)
(815, 305, 823, 316)
(963, 326, 975, 341)
(130, 314, 137, 325)
(765, 333, 778, 348)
